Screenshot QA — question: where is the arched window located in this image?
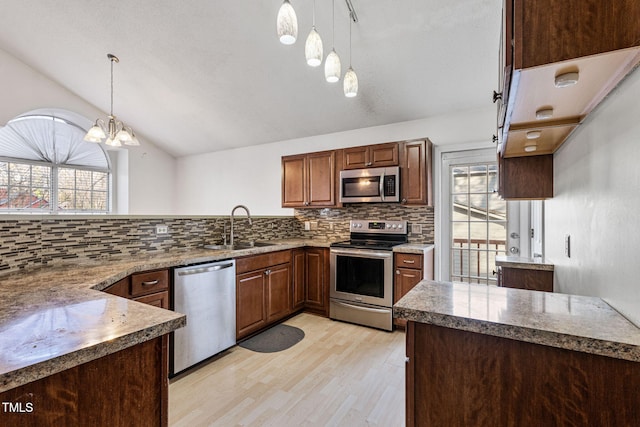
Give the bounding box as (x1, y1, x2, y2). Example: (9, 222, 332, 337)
(0, 112, 111, 213)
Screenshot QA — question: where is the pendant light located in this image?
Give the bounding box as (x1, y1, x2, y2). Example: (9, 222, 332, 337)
(305, 0, 323, 67)
(324, 0, 341, 83)
(343, 13, 358, 97)
(84, 54, 140, 147)
(277, 0, 298, 45)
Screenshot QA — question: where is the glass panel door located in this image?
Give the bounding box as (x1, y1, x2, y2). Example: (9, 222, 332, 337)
(450, 163, 507, 285)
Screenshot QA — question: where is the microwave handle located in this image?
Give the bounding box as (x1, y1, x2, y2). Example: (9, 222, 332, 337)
(379, 171, 385, 202)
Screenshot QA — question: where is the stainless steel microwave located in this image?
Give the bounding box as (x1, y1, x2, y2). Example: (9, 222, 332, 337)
(339, 166, 400, 203)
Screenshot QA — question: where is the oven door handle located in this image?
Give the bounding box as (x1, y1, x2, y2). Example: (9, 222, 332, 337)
(330, 248, 392, 258)
(333, 300, 391, 314)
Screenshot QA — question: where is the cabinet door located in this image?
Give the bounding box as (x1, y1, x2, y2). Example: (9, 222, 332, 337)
(134, 291, 170, 309)
(369, 143, 399, 167)
(282, 155, 307, 207)
(305, 248, 328, 316)
(266, 264, 292, 323)
(499, 154, 553, 199)
(394, 267, 423, 328)
(307, 151, 336, 207)
(500, 267, 553, 292)
(236, 271, 267, 339)
(292, 249, 306, 311)
(342, 146, 369, 169)
(401, 140, 432, 206)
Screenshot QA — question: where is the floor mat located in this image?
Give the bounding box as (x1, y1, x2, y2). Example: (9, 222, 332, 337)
(239, 324, 305, 353)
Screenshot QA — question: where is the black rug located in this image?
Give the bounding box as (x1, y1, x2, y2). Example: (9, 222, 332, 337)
(239, 324, 305, 353)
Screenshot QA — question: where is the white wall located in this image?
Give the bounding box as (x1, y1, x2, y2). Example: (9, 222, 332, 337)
(0, 48, 177, 215)
(545, 67, 640, 327)
(176, 107, 496, 216)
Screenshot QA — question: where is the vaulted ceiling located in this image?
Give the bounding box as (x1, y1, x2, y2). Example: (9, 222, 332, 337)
(0, 1, 501, 157)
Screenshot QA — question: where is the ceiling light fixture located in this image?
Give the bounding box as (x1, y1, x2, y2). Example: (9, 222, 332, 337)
(84, 54, 139, 147)
(305, 0, 323, 66)
(526, 130, 542, 139)
(343, 12, 358, 97)
(277, 0, 298, 45)
(536, 107, 554, 120)
(524, 143, 538, 153)
(554, 71, 579, 88)
(324, 0, 341, 83)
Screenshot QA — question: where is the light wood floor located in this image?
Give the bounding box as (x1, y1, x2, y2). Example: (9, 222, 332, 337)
(169, 313, 406, 427)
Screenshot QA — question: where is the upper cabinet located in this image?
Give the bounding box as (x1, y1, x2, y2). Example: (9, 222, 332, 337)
(342, 142, 399, 169)
(497, 0, 640, 198)
(282, 150, 341, 208)
(400, 139, 433, 206)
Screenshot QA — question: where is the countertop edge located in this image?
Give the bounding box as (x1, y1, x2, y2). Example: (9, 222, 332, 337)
(0, 314, 185, 394)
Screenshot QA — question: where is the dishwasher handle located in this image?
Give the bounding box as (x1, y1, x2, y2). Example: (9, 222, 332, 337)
(176, 262, 234, 276)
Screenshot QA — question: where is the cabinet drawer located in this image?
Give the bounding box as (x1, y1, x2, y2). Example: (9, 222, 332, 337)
(131, 269, 169, 297)
(236, 250, 291, 274)
(395, 253, 423, 270)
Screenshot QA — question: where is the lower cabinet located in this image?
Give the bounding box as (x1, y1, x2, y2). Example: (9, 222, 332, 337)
(0, 336, 169, 427)
(236, 250, 292, 340)
(394, 250, 434, 328)
(292, 247, 329, 317)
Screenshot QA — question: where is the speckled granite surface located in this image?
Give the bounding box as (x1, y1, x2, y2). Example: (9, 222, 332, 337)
(393, 243, 434, 254)
(0, 239, 336, 393)
(495, 255, 554, 271)
(394, 280, 640, 362)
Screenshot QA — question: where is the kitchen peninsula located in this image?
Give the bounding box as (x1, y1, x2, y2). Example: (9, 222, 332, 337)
(394, 280, 640, 426)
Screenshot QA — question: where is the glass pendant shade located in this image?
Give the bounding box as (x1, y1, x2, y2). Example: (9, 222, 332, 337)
(277, 0, 298, 45)
(84, 122, 106, 142)
(324, 49, 341, 83)
(343, 67, 358, 97)
(305, 27, 323, 67)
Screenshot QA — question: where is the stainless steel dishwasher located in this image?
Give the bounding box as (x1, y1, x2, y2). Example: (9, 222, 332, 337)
(172, 259, 236, 376)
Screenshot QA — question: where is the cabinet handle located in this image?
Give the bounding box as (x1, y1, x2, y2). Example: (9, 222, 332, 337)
(265, 269, 271, 276)
(396, 270, 400, 275)
(366, 162, 372, 166)
(401, 198, 407, 204)
(403, 260, 415, 264)
(141, 280, 159, 286)
(492, 90, 502, 103)
(492, 134, 498, 143)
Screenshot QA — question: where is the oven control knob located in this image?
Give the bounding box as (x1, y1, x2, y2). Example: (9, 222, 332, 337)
(397, 224, 403, 229)
(386, 224, 391, 229)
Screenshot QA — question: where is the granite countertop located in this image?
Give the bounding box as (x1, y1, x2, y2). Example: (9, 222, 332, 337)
(0, 238, 355, 393)
(393, 243, 434, 254)
(495, 255, 554, 271)
(394, 280, 640, 362)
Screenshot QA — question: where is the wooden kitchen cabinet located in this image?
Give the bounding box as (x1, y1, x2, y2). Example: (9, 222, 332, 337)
(104, 269, 170, 310)
(291, 247, 329, 317)
(497, 153, 553, 199)
(497, 0, 640, 199)
(282, 150, 340, 208)
(400, 139, 432, 206)
(0, 336, 169, 427)
(499, 266, 553, 292)
(394, 251, 433, 328)
(236, 250, 292, 339)
(342, 142, 399, 169)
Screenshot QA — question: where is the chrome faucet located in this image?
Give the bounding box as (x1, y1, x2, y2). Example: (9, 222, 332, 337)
(230, 205, 252, 247)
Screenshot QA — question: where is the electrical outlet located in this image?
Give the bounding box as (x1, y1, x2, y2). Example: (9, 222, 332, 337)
(156, 224, 168, 235)
(329, 222, 334, 231)
(304, 221, 311, 231)
(412, 224, 422, 234)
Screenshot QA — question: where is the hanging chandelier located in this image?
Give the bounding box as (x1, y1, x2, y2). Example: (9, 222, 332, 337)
(276, 0, 359, 96)
(84, 53, 140, 147)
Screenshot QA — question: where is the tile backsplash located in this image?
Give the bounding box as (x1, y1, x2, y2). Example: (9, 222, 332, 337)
(0, 204, 433, 274)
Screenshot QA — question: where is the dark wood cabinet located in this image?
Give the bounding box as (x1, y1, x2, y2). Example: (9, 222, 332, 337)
(235, 250, 292, 339)
(292, 248, 306, 311)
(400, 139, 432, 206)
(405, 321, 640, 426)
(342, 142, 399, 169)
(497, 153, 553, 199)
(498, 266, 553, 292)
(104, 269, 170, 310)
(0, 336, 169, 427)
(304, 247, 329, 316)
(497, 0, 640, 199)
(394, 252, 428, 328)
(282, 150, 339, 208)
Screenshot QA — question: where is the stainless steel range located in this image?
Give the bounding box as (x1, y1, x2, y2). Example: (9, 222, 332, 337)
(330, 219, 408, 331)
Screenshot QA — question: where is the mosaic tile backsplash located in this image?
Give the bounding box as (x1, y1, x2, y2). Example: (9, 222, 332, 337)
(0, 204, 433, 274)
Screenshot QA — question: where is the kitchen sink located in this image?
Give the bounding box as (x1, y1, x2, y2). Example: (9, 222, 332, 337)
(204, 242, 276, 251)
